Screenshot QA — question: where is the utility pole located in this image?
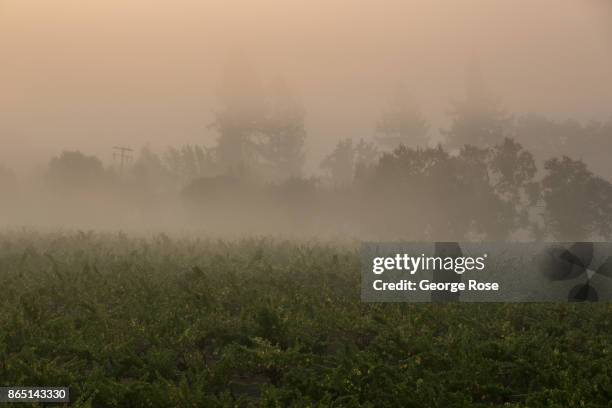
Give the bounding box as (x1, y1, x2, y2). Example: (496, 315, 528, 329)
(112, 146, 133, 175)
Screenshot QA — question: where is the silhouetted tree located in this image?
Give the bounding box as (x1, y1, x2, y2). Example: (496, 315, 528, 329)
(131, 147, 175, 194)
(164, 145, 217, 185)
(355, 139, 379, 167)
(213, 57, 307, 181)
(371, 145, 463, 239)
(212, 53, 266, 173)
(254, 77, 307, 180)
(540, 156, 612, 240)
(376, 84, 429, 149)
(368, 140, 536, 240)
(321, 138, 379, 187)
(45, 151, 109, 194)
(452, 141, 538, 240)
(444, 58, 511, 149)
(354, 139, 380, 183)
(490, 138, 537, 201)
(321, 139, 356, 187)
(488, 138, 539, 237)
(514, 114, 612, 180)
(513, 114, 573, 161)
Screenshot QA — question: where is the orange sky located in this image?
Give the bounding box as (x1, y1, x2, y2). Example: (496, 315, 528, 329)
(0, 0, 610, 174)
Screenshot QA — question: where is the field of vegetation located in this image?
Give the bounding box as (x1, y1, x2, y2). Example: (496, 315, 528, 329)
(1, 231, 611, 407)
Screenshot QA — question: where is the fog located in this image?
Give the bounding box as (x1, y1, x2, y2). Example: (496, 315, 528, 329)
(1, 0, 610, 174)
(0, 1, 611, 238)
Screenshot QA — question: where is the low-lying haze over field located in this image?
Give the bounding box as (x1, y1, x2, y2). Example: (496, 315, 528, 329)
(1, 3, 612, 406)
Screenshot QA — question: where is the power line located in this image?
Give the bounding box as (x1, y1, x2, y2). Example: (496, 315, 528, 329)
(112, 146, 133, 175)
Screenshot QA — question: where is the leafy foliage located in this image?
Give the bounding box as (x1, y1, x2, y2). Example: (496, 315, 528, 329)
(1, 232, 611, 407)
(45, 151, 110, 194)
(541, 157, 612, 240)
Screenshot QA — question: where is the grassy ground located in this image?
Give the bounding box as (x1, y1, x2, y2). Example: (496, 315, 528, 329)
(0, 232, 611, 407)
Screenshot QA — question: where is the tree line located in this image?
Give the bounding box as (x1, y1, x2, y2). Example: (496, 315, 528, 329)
(1, 60, 611, 240)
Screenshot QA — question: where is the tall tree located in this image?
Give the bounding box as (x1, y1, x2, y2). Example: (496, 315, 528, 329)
(254, 77, 307, 180)
(540, 156, 612, 240)
(321, 139, 356, 187)
(130, 147, 175, 194)
(489, 138, 538, 207)
(368, 140, 537, 241)
(353, 138, 379, 182)
(212, 56, 307, 181)
(444, 58, 511, 149)
(45, 151, 109, 194)
(514, 114, 612, 181)
(212, 53, 266, 174)
(164, 145, 217, 185)
(376, 84, 429, 149)
(372, 145, 468, 239)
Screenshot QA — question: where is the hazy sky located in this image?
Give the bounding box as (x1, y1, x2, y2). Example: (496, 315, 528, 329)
(1, 0, 610, 174)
